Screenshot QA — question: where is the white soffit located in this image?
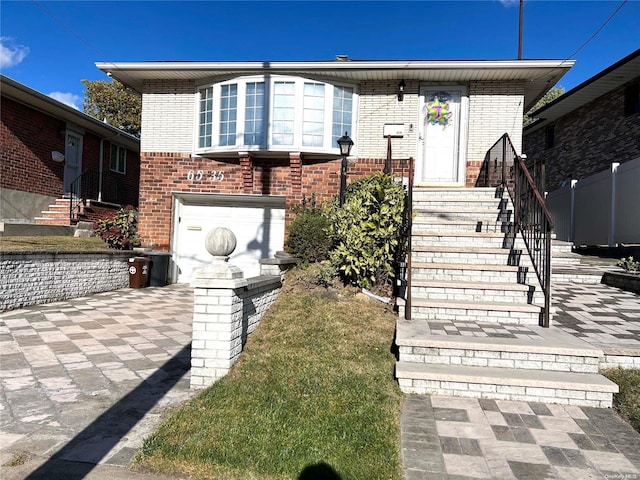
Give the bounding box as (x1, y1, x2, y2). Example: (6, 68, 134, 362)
(96, 59, 574, 110)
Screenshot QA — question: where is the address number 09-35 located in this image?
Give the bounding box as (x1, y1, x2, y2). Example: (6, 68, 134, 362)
(186, 170, 225, 182)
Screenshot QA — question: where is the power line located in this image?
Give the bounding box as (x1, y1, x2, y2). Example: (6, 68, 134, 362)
(566, 0, 628, 60)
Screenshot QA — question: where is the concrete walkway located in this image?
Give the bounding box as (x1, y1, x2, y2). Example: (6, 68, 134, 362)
(401, 280, 640, 480)
(0, 285, 193, 480)
(1, 281, 639, 479)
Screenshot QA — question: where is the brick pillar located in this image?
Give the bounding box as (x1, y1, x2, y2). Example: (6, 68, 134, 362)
(239, 152, 254, 193)
(287, 152, 303, 230)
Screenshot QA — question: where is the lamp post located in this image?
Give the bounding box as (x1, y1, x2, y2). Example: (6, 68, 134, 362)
(337, 132, 354, 206)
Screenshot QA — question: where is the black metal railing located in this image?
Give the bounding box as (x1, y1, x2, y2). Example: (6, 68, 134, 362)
(68, 169, 128, 222)
(478, 134, 553, 327)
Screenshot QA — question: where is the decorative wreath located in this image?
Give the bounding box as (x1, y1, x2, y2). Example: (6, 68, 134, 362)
(423, 93, 452, 127)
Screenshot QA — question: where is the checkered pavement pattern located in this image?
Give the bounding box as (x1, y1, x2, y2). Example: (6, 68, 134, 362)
(0, 285, 194, 466)
(553, 283, 640, 352)
(402, 395, 640, 480)
(424, 320, 543, 340)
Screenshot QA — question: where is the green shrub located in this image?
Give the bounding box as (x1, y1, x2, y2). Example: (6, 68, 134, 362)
(285, 196, 332, 264)
(617, 256, 640, 274)
(93, 205, 141, 250)
(326, 173, 408, 289)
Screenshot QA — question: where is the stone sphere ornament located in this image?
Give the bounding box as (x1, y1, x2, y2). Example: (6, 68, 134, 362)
(205, 227, 237, 259)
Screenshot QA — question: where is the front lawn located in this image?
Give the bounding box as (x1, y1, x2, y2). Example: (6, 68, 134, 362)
(602, 368, 640, 433)
(0, 235, 109, 252)
(133, 269, 402, 480)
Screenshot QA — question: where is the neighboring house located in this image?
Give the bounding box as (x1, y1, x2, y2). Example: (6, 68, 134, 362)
(523, 49, 640, 191)
(1, 75, 141, 226)
(97, 57, 572, 281)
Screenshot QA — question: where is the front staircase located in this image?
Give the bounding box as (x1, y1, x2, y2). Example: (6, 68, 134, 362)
(395, 186, 618, 408)
(34, 197, 84, 226)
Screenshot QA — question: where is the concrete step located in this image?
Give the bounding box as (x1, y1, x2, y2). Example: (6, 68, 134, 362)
(414, 208, 512, 223)
(413, 198, 507, 210)
(33, 217, 73, 226)
(412, 298, 542, 324)
(412, 246, 523, 266)
(412, 262, 528, 284)
(411, 221, 511, 233)
(396, 321, 601, 373)
(395, 362, 618, 407)
(412, 231, 513, 249)
(411, 279, 543, 305)
(412, 187, 502, 200)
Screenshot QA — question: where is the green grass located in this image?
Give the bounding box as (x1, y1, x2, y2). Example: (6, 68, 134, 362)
(0, 236, 110, 252)
(133, 269, 402, 480)
(602, 368, 640, 433)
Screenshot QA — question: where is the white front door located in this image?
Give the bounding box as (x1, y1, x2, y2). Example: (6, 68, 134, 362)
(63, 132, 83, 193)
(418, 88, 465, 184)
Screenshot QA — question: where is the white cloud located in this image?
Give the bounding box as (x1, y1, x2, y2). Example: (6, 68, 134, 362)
(0, 37, 30, 69)
(499, 0, 520, 6)
(48, 92, 82, 110)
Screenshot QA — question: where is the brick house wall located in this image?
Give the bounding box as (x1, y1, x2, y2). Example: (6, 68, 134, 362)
(1, 97, 65, 197)
(523, 79, 640, 192)
(136, 78, 526, 249)
(466, 81, 525, 186)
(1, 94, 142, 221)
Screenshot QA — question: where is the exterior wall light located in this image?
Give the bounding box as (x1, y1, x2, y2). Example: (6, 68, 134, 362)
(398, 80, 406, 102)
(337, 132, 354, 206)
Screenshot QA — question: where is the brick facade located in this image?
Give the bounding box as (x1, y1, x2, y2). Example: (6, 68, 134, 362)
(1, 93, 141, 221)
(524, 79, 640, 192)
(1, 97, 65, 197)
(136, 77, 528, 249)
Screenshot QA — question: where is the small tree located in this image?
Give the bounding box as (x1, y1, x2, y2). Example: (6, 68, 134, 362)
(285, 195, 332, 264)
(81, 79, 142, 137)
(524, 86, 565, 126)
(326, 173, 408, 290)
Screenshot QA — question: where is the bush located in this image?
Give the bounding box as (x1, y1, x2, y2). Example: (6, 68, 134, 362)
(285, 196, 332, 264)
(326, 173, 408, 290)
(617, 256, 640, 274)
(93, 206, 141, 250)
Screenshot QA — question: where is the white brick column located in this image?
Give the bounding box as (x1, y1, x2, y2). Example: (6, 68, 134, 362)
(190, 228, 247, 389)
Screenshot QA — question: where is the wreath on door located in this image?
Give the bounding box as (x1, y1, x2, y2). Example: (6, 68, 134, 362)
(423, 92, 452, 128)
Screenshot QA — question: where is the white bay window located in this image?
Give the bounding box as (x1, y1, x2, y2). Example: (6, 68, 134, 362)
(196, 76, 356, 153)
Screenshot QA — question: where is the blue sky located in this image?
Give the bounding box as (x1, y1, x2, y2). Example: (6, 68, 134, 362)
(1, 1, 638, 110)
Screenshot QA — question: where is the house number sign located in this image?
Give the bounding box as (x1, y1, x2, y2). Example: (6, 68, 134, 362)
(186, 169, 225, 182)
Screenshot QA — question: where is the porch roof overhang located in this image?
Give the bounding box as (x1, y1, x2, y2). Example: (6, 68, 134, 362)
(525, 49, 640, 134)
(96, 58, 574, 111)
(0, 74, 140, 152)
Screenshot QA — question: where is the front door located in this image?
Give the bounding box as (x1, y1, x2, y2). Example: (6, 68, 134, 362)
(63, 132, 82, 193)
(419, 88, 464, 184)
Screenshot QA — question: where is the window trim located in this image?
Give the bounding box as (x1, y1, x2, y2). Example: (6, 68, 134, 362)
(109, 144, 127, 175)
(194, 74, 358, 155)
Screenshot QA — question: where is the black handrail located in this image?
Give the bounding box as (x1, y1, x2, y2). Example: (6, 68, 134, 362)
(68, 169, 129, 222)
(478, 133, 553, 327)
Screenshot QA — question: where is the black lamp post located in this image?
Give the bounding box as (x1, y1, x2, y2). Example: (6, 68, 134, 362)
(337, 132, 354, 206)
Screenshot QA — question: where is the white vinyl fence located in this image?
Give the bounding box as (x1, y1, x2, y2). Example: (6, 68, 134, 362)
(546, 158, 640, 246)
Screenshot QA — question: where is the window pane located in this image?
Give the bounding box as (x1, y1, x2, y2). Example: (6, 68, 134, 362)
(244, 82, 265, 145)
(272, 82, 295, 145)
(302, 82, 324, 147)
(219, 83, 237, 146)
(332, 86, 353, 147)
(198, 87, 214, 149)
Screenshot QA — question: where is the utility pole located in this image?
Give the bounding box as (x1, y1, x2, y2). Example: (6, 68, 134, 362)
(518, 0, 524, 59)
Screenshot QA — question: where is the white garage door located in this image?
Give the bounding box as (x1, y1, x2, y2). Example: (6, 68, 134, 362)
(172, 194, 286, 283)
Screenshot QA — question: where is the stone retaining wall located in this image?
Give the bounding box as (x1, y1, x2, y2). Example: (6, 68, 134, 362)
(602, 271, 640, 294)
(0, 251, 130, 311)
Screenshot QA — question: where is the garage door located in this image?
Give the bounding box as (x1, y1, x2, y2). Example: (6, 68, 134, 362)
(172, 193, 286, 283)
